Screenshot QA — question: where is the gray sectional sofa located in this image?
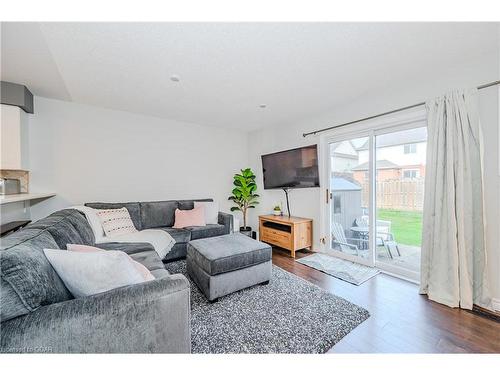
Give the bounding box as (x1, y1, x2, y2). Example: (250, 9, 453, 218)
(85, 199, 233, 262)
(0, 199, 233, 353)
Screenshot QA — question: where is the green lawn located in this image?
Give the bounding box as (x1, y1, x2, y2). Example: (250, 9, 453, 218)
(377, 209, 423, 247)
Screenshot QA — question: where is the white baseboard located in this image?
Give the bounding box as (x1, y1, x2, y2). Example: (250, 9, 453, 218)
(492, 298, 500, 312)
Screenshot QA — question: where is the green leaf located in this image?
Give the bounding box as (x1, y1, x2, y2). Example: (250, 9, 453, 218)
(230, 167, 259, 210)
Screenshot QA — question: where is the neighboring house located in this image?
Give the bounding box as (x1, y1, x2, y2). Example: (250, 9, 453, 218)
(351, 160, 401, 185)
(355, 127, 427, 181)
(330, 140, 359, 172)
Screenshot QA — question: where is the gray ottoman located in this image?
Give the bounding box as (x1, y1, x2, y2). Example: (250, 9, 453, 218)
(186, 233, 272, 302)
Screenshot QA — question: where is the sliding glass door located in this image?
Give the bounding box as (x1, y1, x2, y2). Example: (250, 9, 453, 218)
(325, 124, 427, 281)
(374, 127, 426, 280)
(328, 135, 374, 266)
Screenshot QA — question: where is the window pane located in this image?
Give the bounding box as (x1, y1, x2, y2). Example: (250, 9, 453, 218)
(329, 136, 370, 260)
(375, 127, 427, 276)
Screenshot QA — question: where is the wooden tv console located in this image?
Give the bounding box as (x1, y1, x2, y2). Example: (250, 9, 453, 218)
(258, 215, 312, 258)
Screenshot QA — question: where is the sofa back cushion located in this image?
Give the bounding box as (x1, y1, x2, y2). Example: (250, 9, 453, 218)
(178, 199, 212, 210)
(85, 202, 142, 230)
(0, 228, 73, 322)
(84, 199, 214, 230)
(139, 199, 213, 229)
(140, 200, 179, 228)
(28, 209, 96, 248)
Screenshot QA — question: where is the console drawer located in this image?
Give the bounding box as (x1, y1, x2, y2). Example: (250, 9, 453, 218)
(260, 232, 291, 249)
(261, 227, 291, 241)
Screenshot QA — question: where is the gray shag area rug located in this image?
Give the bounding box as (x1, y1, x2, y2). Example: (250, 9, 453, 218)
(297, 253, 380, 286)
(164, 260, 370, 353)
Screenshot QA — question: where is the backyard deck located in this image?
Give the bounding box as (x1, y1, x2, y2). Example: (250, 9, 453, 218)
(331, 207, 422, 274)
(334, 243, 421, 274)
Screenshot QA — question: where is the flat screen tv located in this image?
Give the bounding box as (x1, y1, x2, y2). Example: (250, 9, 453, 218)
(261, 144, 320, 189)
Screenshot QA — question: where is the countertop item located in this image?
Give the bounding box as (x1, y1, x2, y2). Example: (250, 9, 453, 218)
(0, 178, 21, 195)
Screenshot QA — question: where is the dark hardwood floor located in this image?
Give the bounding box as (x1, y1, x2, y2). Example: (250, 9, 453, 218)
(272, 248, 500, 353)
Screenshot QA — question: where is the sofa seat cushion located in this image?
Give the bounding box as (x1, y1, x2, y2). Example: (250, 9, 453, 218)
(151, 268, 171, 279)
(184, 224, 226, 240)
(140, 201, 178, 228)
(95, 242, 165, 271)
(96, 241, 155, 255)
(129, 250, 165, 271)
(187, 233, 272, 276)
(162, 243, 188, 263)
(158, 227, 191, 243)
(185, 224, 226, 240)
(85, 202, 142, 231)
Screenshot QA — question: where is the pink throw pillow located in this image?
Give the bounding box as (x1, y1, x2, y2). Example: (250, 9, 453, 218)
(173, 206, 206, 228)
(67, 244, 154, 282)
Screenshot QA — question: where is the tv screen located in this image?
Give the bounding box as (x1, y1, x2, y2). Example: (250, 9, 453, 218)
(261, 145, 320, 189)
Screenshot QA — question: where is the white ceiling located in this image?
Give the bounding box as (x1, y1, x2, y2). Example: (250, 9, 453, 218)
(1, 22, 498, 131)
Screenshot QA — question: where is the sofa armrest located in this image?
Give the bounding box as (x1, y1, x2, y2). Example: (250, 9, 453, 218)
(0, 274, 191, 353)
(218, 212, 234, 234)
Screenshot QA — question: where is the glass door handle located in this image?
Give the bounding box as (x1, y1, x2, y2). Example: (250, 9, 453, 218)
(326, 189, 332, 203)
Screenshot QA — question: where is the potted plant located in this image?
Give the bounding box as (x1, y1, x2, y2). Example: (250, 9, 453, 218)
(228, 168, 259, 237)
(273, 205, 282, 216)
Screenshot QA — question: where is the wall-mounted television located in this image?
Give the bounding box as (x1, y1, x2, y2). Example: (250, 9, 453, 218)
(261, 144, 320, 190)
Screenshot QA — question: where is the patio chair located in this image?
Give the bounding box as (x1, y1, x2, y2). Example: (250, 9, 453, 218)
(353, 217, 401, 258)
(331, 222, 368, 256)
(375, 220, 400, 258)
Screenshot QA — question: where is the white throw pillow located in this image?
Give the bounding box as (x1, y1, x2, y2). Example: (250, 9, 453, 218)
(69, 206, 106, 242)
(96, 207, 138, 237)
(194, 201, 219, 225)
(66, 244, 155, 282)
(43, 249, 146, 298)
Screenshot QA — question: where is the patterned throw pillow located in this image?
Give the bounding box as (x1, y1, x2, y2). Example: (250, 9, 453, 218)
(96, 207, 138, 237)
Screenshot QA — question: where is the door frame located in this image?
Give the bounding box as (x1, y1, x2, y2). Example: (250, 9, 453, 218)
(322, 129, 375, 267)
(319, 107, 427, 277)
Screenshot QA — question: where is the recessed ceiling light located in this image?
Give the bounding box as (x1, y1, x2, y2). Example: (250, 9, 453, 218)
(170, 75, 180, 82)
(259, 104, 267, 108)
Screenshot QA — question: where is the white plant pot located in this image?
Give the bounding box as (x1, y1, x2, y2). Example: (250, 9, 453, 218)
(273, 210, 282, 216)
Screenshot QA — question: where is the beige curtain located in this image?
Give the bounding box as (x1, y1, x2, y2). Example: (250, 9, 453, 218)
(419, 88, 490, 309)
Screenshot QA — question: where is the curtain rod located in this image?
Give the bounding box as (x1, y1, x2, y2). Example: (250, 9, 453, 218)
(302, 79, 500, 138)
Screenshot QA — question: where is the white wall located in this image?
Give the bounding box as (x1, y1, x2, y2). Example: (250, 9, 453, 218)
(28, 97, 248, 221)
(248, 52, 500, 299)
(0, 104, 30, 170)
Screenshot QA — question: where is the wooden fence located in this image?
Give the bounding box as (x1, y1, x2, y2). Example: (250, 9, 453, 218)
(361, 178, 425, 211)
